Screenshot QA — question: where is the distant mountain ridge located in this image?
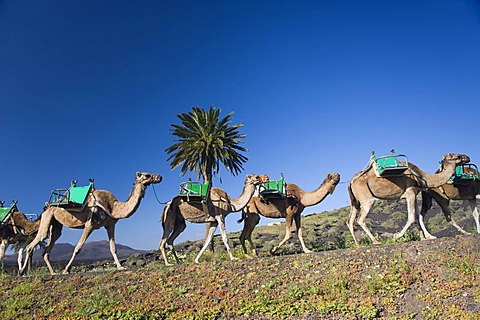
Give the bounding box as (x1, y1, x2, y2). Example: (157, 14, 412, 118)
(3, 199, 476, 267)
(2, 240, 144, 266)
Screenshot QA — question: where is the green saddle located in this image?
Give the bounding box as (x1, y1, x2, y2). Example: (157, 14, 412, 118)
(371, 150, 408, 177)
(449, 163, 479, 184)
(259, 174, 286, 199)
(179, 180, 210, 201)
(47, 179, 94, 209)
(0, 200, 18, 224)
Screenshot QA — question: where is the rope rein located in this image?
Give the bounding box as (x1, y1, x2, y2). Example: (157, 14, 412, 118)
(152, 184, 169, 205)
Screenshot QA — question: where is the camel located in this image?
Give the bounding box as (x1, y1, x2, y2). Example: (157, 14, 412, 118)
(19, 172, 162, 275)
(238, 172, 341, 257)
(0, 211, 41, 270)
(347, 153, 470, 246)
(419, 167, 480, 238)
(158, 174, 262, 265)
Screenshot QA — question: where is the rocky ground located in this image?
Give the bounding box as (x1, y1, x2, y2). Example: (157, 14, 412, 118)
(0, 202, 479, 319)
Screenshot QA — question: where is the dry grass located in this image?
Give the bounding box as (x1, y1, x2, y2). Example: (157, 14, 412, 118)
(1, 201, 479, 319)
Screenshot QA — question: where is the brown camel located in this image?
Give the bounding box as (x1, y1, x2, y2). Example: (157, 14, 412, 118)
(347, 153, 470, 246)
(238, 172, 340, 257)
(419, 165, 480, 238)
(0, 211, 41, 270)
(19, 172, 162, 275)
(158, 174, 262, 265)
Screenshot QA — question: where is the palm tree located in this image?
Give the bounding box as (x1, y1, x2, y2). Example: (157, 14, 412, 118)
(166, 106, 249, 253)
(166, 106, 248, 184)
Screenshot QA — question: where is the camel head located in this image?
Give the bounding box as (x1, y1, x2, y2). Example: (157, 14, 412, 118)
(135, 172, 163, 186)
(259, 174, 270, 183)
(440, 154, 470, 167)
(245, 174, 264, 186)
(325, 172, 341, 194)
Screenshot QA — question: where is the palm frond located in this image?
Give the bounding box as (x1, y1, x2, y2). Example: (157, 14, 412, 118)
(165, 106, 249, 182)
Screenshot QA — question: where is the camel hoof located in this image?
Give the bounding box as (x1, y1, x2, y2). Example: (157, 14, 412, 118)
(392, 233, 401, 241)
(117, 266, 126, 271)
(303, 249, 313, 254)
(269, 247, 278, 255)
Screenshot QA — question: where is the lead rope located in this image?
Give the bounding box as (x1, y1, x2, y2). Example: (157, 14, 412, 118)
(152, 184, 169, 205)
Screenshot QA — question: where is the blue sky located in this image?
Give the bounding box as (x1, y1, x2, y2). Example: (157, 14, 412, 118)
(1, 0, 479, 251)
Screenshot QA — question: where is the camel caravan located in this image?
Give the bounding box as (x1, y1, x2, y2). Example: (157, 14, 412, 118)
(2, 150, 480, 275)
(2, 172, 162, 275)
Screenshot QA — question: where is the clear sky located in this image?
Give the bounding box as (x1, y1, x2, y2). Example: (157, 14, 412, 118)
(1, 1, 479, 251)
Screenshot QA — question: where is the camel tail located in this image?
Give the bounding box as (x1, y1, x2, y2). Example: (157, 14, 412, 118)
(237, 210, 246, 224)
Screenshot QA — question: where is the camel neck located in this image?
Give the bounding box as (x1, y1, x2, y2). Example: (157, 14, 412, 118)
(299, 181, 335, 207)
(229, 183, 256, 212)
(111, 182, 146, 219)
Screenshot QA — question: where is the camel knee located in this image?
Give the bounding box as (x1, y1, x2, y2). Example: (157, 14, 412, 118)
(346, 220, 354, 233)
(239, 230, 249, 243)
(357, 217, 367, 228)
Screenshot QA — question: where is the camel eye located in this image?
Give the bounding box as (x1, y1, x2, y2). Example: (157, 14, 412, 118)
(145, 174, 151, 179)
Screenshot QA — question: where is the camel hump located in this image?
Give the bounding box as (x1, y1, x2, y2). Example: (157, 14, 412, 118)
(211, 187, 228, 199)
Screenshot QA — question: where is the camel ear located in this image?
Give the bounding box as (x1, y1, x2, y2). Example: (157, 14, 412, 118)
(136, 172, 141, 177)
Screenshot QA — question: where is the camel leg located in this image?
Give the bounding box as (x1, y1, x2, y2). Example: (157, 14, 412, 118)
(43, 222, 63, 275)
(356, 198, 380, 245)
(105, 223, 126, 271)
(159, 200, 186, 265)
(62, 221, 95, 274)
(465, 199, 479, 234)
(17, 247, 25, 271)
(159, 215, 186, 266)
(166, 217, 186, 264)
(0, 239, 7, 263)
(216, 215, 237, 261)
(346, 204, 360, 247)
(19, 210, 55, 276)
(207, 224, 215, 253)
(472, 202, 480, 233)
(417, 212, 436, 240)
(418, 191, 436, 240)
(294, 213, 312, 254)
(437, 197, 470, 235)
(158, 223, 175, 266)
(195, 222, 217, 263)
(393, 191, 418, 241)
(158, 202, 177, 265)
(446, 199, 475, 235)
(271, 214, 294, 254)
(239, 212, 260, 258)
